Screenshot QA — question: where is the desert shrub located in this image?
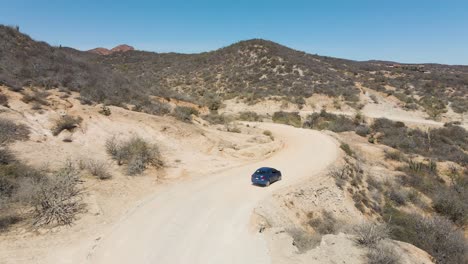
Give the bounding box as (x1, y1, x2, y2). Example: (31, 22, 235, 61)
(307, 210, 339, 235)
(172, 106, 199, 122)
(202, 112, 231, 125)
(384, 150, 404, 161)
(371, 118, 468, 165)
(32, 162, 83, 226)
(383, 206, 467, 264)
(238, 111, 261, 121)
(0, 92, 8, 107)
(367, 241, 401, 264)
(0, 118, 29, 145)
(51, 115, 82, 136)
(106, 136, 163, 175)
(303, 110, 356, 132)
(21, 89, 50, 105)
(451, 98, 468, 114)
(369, 94, 379, 104)
(433, 189, 467, 225)
(0, 147, 15, 165)
(340, 143, 353, 156)
(419, 96, 447, 119)
(355, 125, 370, 137)
(286, 228, 321, 253)
(353, 222, 389, 247)
(272, 111, 301, 127)
(141, 101, 171, 116)
(388, 188, 407, 206)
(98, 105, 111, 116)
(82, 159, 112, 180)
(263, 130, 274, 140)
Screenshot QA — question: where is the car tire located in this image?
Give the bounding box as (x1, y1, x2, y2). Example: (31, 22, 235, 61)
(278, 176, 282, 181)
(265, 181, 270, 187)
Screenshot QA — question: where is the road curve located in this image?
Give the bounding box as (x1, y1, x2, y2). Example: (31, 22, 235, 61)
(87, 123, 339, 264)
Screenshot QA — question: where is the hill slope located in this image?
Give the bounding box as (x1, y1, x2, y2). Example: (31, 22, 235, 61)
(1, 25, 467, 115)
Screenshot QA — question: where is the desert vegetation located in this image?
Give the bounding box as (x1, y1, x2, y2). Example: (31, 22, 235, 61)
(272, 111, 301, 127)
(106, 136, 163, 175)
(51, 115, 83, 136)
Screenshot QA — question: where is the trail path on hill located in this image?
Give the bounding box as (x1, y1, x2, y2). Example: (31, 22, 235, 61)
(83, 123, 339, 264)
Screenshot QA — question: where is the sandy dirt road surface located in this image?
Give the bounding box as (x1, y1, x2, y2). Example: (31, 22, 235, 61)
(69, 123, 339, 264)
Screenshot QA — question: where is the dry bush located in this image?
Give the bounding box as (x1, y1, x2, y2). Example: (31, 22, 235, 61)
(21, 89, 50, 105)
(383, 206, 467, 264)
(106, 136, 163, 175)
(433, 189, 467, 226)
(98, 105, 111, 116)
(353, 222, 389, 247)
(286, 228, 321, 253)
(32, 162, 83, 226)
(384, 150, 404, 161)
(238, 111, 261, 121)
(82, 159, 112, 180)
(307, 210, 339, 235)
(272, 111, 301, 127)
(263, 130, 274, 140)
(51, 115, 82, 136)
(202, 112, 231, 125)
(0, 92, 8, 107)
(0, 118, 29, 145)
(172, 106, 199, 122)
(0, 147, 15, 165)
(367, 241, 401, 264)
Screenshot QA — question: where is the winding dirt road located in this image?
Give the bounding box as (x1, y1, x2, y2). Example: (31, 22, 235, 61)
(86, 123, 339, 264)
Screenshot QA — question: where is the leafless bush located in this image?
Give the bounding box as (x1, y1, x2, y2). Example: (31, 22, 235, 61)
(106, 136, 163, 175)
(51, 115, 82, 136)
(367, 241, 401, 264)
(353, 222, 389, 247)
(32, 162, 83, 226)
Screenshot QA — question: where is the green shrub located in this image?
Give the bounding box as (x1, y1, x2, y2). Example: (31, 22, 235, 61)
(172, 106, 199, 122)
(303, 110, 356, 132)
(340, 143, 353, 156)
(272, 111, 301, 127)
(106, 136, 163, 175)
(51, 115, 83, 136)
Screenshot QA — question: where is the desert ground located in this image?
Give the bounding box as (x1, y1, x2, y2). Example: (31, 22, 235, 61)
(4, 83, 467, 264)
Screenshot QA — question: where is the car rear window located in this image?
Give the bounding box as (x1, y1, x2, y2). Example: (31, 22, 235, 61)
(255, 169, 268, 174)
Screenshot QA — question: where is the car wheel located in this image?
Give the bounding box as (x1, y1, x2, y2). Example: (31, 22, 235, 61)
(278, 176, 282, 181)
(265, 181, 270, 187)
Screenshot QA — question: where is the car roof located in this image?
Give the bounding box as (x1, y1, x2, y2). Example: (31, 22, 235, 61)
(257, 167, 274, 171)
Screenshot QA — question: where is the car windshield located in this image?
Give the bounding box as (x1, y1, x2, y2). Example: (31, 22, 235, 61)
(255, 169, 268, 174)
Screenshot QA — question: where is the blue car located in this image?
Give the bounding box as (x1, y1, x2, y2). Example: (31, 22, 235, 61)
(251, 167, 282, 186)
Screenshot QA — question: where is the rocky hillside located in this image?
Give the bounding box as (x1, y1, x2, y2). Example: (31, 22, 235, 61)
(1, 25, 467, 115)
(88, 44, 134, 55)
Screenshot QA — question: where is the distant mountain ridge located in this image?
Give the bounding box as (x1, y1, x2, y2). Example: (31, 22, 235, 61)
(88, 44, 134, 55)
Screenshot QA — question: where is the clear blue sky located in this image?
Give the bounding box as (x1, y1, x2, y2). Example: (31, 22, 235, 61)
(1, 0, 468, 65)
